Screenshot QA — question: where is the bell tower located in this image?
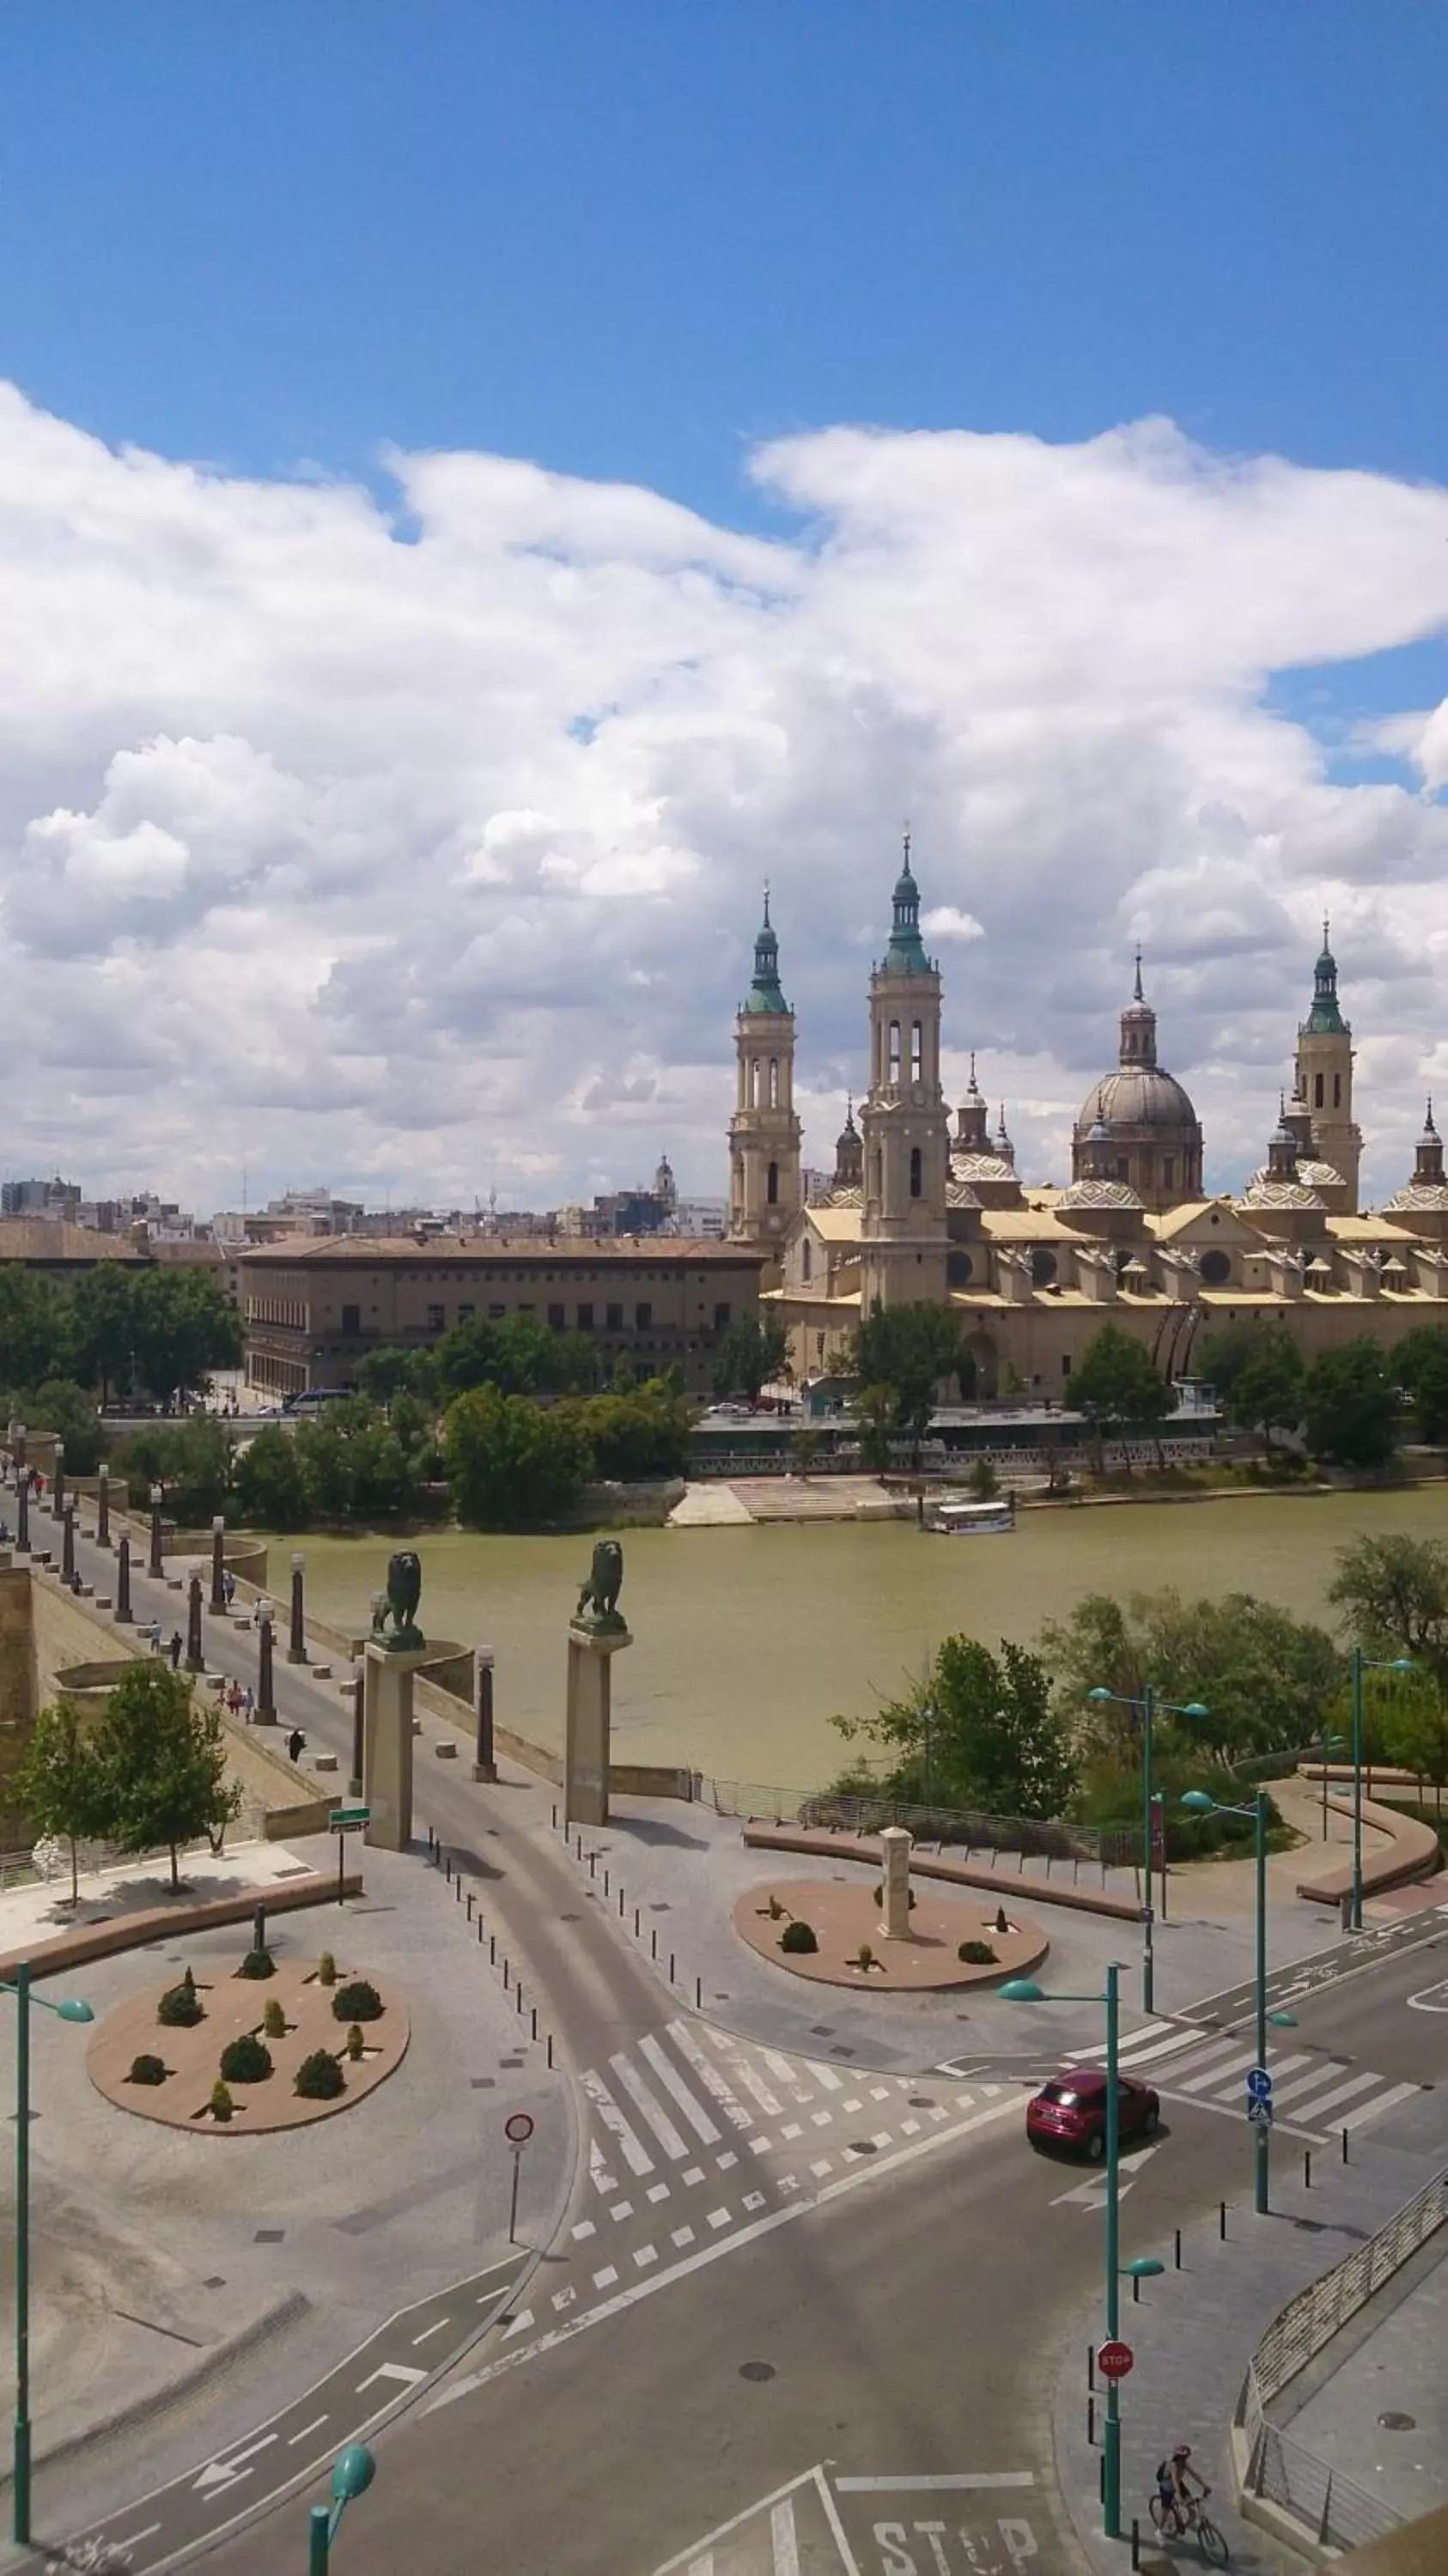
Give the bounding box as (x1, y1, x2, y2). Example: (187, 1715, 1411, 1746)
(727, 889, 802, 1278)
(1294, 920, 1361, 1212)
(859, 836, 951, 1311)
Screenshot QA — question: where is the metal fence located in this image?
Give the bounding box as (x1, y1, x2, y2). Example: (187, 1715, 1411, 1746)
(1238, 2168, 1448, 2551)
(696, 1777, 1138, 1872)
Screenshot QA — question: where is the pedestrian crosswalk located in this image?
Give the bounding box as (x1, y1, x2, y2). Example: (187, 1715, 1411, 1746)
(1066, 2019, 1424, 2138)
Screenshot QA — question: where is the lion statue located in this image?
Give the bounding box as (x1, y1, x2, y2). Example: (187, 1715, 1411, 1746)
(381, 1548, 425, 1651)
(575, 1538, 624, 1629)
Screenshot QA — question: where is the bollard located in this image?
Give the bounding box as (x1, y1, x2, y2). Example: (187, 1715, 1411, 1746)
(478, 1917, 484, 1943)
(445, 1858, 452, 1883)
(589, 1852, 597, 1880)
(695, 1977, 702, 2008)
(604, 1868, 610, 1897)
(669, 1952, 676, 1981)
(634, 1907, 640, 1935)
(1131, 2517, 1141, 2571)
(618, 1890, 624, 1917)
(1131, 2272, 1141, 2304)
(651, 1929, 658, 1959)
(1174, 2228, 1182, 2269)
(502, 1959, 509, 1990)
(466, 1893, 474, 1921)
(531, 2008, 538, 2040)
(547, 2034, 553, 2068)
(1305, 2150, 1312, 2190)
(490, 1935, 496, 1965)
(575, 1834, 582, 1859)
(1220, 2201, 1227, 2240)
(551, 1804, 557, 1831)
(455, 1876, 462, 1903)
(1086, 2343, 1096, 2391)
(1342, 2127, 1349, 2165)
(1086, 2395, 1095, 2447)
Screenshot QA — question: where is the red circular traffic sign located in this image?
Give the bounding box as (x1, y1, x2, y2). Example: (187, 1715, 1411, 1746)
(504, 2111, 535, 2147)
(1097, 2341, 1134, 2382)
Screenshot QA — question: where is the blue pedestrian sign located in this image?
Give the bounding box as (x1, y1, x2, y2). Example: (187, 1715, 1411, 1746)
(1247, 2099, 1274, 2127)
(1246, 2066, 1273, 2102)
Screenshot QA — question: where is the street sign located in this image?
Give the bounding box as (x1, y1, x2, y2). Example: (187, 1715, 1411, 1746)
(1247, 2099, 1274, 2127)
(1246, 2066, 1273, 2102)
(1097, 2340, 1134, 2382)
(504, 2111, 535, 2146)
(332, 1804, 369, 1831)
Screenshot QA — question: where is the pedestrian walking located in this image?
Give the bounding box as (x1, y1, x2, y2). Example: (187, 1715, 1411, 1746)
(241, 1683, 254, 1723)
(222, 1568, 236, 1607)
(168, 1631, 183, 1670)
(287, 1727, 307, 1764)
(226, 1680, 243, 1722)
(149, 1617, 162, 1654)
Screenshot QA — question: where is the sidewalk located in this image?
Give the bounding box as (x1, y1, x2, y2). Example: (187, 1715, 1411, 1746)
(1275, 2236, 1448, 2533)
(1050, 2087, 1448, 2576)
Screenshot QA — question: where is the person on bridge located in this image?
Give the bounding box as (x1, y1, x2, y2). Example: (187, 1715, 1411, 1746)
(168, 1631, 183, 1669)
(287, 1727, 307, 1764)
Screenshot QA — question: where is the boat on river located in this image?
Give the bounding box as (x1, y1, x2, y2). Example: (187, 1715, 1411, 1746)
(921, 1492, 1017, 1535)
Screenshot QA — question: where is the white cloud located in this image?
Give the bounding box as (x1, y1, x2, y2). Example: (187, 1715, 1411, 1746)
(0, 383, 1446, 1211)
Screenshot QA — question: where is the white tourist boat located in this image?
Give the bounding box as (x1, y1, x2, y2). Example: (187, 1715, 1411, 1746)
(922, 1492, 1016, 1535)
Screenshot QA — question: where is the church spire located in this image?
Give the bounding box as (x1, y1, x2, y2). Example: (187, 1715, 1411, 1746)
(1304, 915, 1348, 1036)
(881, 829, 931, 975)
(1119, 951, 1158, 1068)
(742, 883, 788, 1014)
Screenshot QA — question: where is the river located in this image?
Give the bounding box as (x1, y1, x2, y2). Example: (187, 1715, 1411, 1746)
(277, 1488, 1448, 1795)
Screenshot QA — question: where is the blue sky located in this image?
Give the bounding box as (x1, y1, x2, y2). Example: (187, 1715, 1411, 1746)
(3, 4, 1448, 1208)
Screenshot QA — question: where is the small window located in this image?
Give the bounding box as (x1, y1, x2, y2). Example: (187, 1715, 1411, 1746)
(1200, 1249, 1232, 1287)
(767, 1161, 779, 1205)
(458, 1303, 474, 1322)
(548, 1303, 565, 1331)
(577, 1302, 594, 1330)
(1334, 1073, 1342, 1109)
(714, 1301, 731, 1329)
(802, 1241, 812, 1283)
(341, 1304, 360, 1335)
(1314, 1072, 1324, 1108)
(888, 1019, 901, 1081)
(606, 1302, 624, 1332)
(946, 1249, 973, 1286)
(769, 1057, 779, 1108)
(1031, 1248, 1058, 1287)
(910, 1019, 922, 1082)
(426, 1303, 445, 1331)
(636, 1302, 652, 1330)
(488, 1303, 507, 1320)
(1062, 1352, 1072, 1376)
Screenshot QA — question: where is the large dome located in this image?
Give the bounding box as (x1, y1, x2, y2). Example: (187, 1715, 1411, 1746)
(1074, 1066, 1200, 1134)
(1071, 959, 1204, 1211)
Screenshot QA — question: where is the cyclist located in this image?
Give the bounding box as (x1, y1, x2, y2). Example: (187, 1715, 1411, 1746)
(1155, 2444, 1210, 2533)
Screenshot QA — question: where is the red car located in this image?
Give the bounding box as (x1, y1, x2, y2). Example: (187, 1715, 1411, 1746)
(1026, 2069, 1160, 2160)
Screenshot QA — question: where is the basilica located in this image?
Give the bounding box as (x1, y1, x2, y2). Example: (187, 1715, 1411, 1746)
(726, 845, 1448, 1396)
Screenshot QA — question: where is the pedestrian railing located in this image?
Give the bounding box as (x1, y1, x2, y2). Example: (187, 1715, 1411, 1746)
(697, 1777, 1136, 1871)
(1241, 2395, 1400, 2555)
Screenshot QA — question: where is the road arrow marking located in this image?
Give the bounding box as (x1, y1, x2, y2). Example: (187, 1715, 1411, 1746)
(193, 2432, 277, 2495)
(355, 2360, 428, 2396)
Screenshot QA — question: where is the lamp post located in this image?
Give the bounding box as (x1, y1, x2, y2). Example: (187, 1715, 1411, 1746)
(149, 1483, 165, 1578)
(258, 1598, 277, 1722)
(3, 1965, 94, 2543)
(1317, 1727, 1347, 1839)
(1348, 1649, 1414, 1931)
(308, 2441, 376, 2573)
(1182, 1789, 1297, 2214)
(1086, 1686, 1208, 2013)
(288, 1552, 307, 1663)
(1002, 1964, 1127, 2537)
(50, 1441, 64, 1523)
(210, 1516, 228, 1613)
(96, 1461, 111, 1549)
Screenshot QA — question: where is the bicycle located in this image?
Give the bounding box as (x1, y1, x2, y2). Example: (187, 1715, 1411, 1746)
(1149, 2487, 1230, 2564)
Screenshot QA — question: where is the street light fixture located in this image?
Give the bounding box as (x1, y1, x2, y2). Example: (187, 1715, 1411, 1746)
(309, 2440, 377, 2573)
(1001, 1964, 1132, 2537)
(1348, 1651, 1414, 1930)
(1181, 1789, 1297, 2215)
(1, 1966, 94, 2545)
(1085, 1685, 1209, 2011)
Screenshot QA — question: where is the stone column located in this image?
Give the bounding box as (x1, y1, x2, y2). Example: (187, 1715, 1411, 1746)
(61, 1505, 76, 1586)
(15, 1477, 28, 1556)
(288, 1552, 307, 1662)
(185, 1571, 205, 1672)
(257, 1601, 277, 1721)
(210, 1516, 227, 1613)
(149, 1485, 165, 1577)
(51, 1441, 64, 1522)
(879, 1825, 914, 1938)
(115, 1534, 132, 1624)
(96, 1463, 111, 1548)
(362, 1640, 428, 1851)
(473, 1645, 497, 1783)
(564, 1619, 633, 1827)
(348, 1658, 365, 1799)
(10, 1424, 26, 1473)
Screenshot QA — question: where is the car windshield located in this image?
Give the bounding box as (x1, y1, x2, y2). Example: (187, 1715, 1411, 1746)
(1037, 2083, 1082, 2106)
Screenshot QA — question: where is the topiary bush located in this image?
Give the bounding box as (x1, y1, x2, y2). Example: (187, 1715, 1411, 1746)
(779, 1918, 818, 1954)
(220, 2032, 273, 2085)
(158, 1969, 204, 2028)
(237, 1947, 276, 1980)
(345, 2022, 365, 2060)
(332, 1978, 383, 2024)
(210, 2078, 234, 2123)
(263, 1996, 286, 2039)
(958, 1939, 998, 1965)
(872, 1883, 916, 1910)
(129, 2053, 167, 2087)
(853, 1942, 878, 1970)
(317, 1951, 337, 1985)
(295, 2050, 345, 2100)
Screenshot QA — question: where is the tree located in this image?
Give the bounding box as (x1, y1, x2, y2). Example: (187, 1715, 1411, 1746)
(710, 1313, 789, 1403)
(1039, 1587, 1343, 1765)
(554, 1382, 692, 1479)
(443, 1384, 589, 1528)
(15, 1703, 111, 1904)
(70, 1261, 137, 1403)
(1068, 1326, 1165, 1473)
(791, 1426, 822, 1480)
(0, 1266, 68, 1394)
(1328, 1533, 1448, 1686)
(851, 1303, 963, 1466)
(854, 1382, 898, 1473)
(435, 1313, 596, 1400)
(833, 1634, 1077, 1820)
(113, 1414, 232, 1520)
(93, 1664, 241, 1893)
(355, 1346, 439, 1408)
(292, 1396, 425, 1522)
(23, 1377, 103, 1475)
(1303, 1338, 1399, 1474)
(1202, 1321, 1304, 1460)
(130, 1267, 241, 1406)
(1390, 1327, 1448, 1444)
(231, 1425, 312, 1530)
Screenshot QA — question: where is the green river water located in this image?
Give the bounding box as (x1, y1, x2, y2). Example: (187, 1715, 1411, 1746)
(276, 1487, 1448, 1795)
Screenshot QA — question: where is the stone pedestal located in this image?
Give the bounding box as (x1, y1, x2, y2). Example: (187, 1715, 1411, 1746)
(564, 1620, 632, 1827)
(362, 1641, 428, 1851)
(879, 1825, 914, 1938)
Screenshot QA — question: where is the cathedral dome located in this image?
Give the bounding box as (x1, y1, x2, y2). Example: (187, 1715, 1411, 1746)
(1077, 1066, 1201, 1133)
(1071, 956, 1203, 1211)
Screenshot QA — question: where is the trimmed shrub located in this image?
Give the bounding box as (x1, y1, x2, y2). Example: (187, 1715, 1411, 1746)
(994, 1906, 1010, 1935)
(295, 2050, 345, 2101)
(764, 1895, 786, 1921)
(779, 1919, 818, 1954)
(237, 1947, 276, 1981)
(872, 1884, 916, 1910)
(317, 1951, 337, 1985)
(263, 1996, 286, 2039)
(958, 1940, 998, 1965)
(220, 2033, 273, 2085)
(158, 1975, 204, 2028)
(332, 1978, 383, 2024)
(853, 1942, 877, 1970)
(210, 2079, 234, 2123)
(129, 2053, 167, 2087)
(345, 2022, 365, 2060)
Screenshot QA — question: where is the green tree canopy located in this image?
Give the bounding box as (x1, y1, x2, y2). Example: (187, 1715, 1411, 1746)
(1303, 1338, 1399, 1473)
(1038, 1586, 1343, 1764)
(23, 1377, 103, 1476)
(70, 1261, 139, 1403)
(292, 1396, 427, 1523)
(93, 1664, 241, 1891)
(443, 1383, 589, 1528)
(15, 1702, 111, 1905)
(0, 1266, 69, 1394)
(1389, 1327, 1448, 1444)
(1067, 1325, 1166, 1470)
(113, 1414, 232, 1521)
(1328, 1532, 1448, 1686)
(833, 1633, 1077, 1820)
(1380, 1672, 1448, 1817)
(231, 1425, 312, 1531)
(129, 1267, 241, 1405)
(710, 1312, 789, 1402)
(850, 1303, 963, 1462)
(554, 1382, 692, 1479)
(1202, 1321, 1305, 1459)
(355, 1346, 440, 1408)
(435, 1313, 598, 1400)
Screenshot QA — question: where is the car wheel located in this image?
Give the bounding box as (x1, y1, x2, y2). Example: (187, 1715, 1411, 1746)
(1144, 2103, 1160, 2136)
(1086, 2129, 1105, 2163)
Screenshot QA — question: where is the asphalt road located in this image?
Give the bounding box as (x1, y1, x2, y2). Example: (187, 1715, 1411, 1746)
(1275, 1922, 1448, 2088)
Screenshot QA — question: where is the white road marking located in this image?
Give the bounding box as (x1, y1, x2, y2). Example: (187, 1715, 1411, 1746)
(743, 2190, 765, 2211)
(1408, 1978, 1448, 2012)
(812, 2110, 833, 2127)
(114, 2524, 163, 2549)
(672, 2225, 696, 2247)
(287, 2416, 330, 2447)
(782, 2122, 802, 2140)
(593, 2265, 618, 2288)
(552, 2287, 576, 2311)
(683, 2164, 705, 2185)
(1288, 2067, 1383, 2121)
(1342, 2081, 1422, 2130)
(1107, 2025, 1214, 2069)
(1270, 2060, 1369, 2111)
(812, 2063, 843, 2092)
(587, 2138, 618, 2197)
(635, 2246, 658, 2269)
(771, 2497, 801, 2574)
(410, 2316, 452, 2346)
(811, 2158, 833, 2178)
(709, 2035, 788, 2118)
(581, 2068, 654, 2175)
(707, 2207, 731, 2229)
(640, 2032, 722, 2142)
(836, 2472, 1037, 2490)
(667, 2018, 757, 2129)
(718, 2149, 739, 2170)
(647, 2182, 671, 2203)
(499, 2311, 533, 2341)
(871, 2131, 891, 2149)
(193, 2430, 278, 2495)
(571, 2218, 596, 2241)
(611, 2199, 635, 2222)
(902, 2118, 921, 2136)
(611, 2051, 689, 2160)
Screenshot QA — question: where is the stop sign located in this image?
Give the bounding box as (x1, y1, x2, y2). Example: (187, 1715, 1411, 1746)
(1097, 2340, 1134, 2381)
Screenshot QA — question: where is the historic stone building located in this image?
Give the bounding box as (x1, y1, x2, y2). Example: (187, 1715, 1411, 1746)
(733, 849, 1448, 1394)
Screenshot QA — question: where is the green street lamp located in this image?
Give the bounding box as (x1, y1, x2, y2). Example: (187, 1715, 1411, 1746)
(1182, 1790, 1298, 2214)
(1002, 1964, 1135, 2538)
(309, 2441, 377, 2573)
(1086, 1686, 1209, 2012)
(1348, 1652, 1414, 1930)
(1, 1965, 94, 2545)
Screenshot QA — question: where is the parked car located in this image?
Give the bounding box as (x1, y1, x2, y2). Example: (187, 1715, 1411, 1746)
(1025, 2069, 1159, 2160)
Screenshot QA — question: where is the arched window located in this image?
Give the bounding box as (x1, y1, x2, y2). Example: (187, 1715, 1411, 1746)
(1334, 1073, 1342, 1109)
(910, 1020, 923, 1082)
(1200, 1248, 1232, 1286)
(888, 1020, 902, 1082)
(910, 1147, 922, 1199)
(868, 1146, 882, 1202)
(801, 1238, 812, 1283)
(769, 1057, 779, 1108)
(1314, 1072, 1324, 1108)
(1031, 1247, 1057, 1287)
(767, 1161, 779, 1205)
(748, 1060, 760, 1108)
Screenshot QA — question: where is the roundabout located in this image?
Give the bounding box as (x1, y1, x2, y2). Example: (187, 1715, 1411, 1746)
(733, 1874, 1050, 1990)
(85, 1951, 411, 2131)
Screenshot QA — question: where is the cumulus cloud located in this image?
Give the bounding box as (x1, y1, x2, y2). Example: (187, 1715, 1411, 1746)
(0, 383, 1446, 1211)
